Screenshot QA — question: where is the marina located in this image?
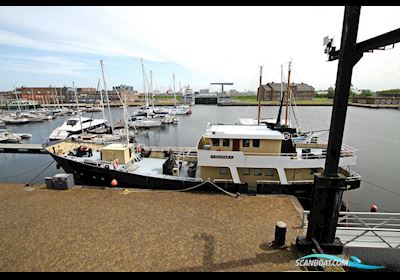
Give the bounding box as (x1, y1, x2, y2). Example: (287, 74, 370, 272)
(0, 5, 400, 272)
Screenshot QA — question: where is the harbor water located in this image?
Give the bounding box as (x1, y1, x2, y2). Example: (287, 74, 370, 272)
(0, 105, 399, 212)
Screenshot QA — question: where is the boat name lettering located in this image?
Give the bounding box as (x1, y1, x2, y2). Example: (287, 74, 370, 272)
(210, 155, 234, 159)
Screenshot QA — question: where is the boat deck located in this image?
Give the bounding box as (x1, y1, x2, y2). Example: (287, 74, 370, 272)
(0, 183, 305, 272)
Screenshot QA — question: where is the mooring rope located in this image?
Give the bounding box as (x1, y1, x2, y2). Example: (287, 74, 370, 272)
(25, 160, 55, 186)
(0, 159, 55, 180)
(120, 179, 240, 198)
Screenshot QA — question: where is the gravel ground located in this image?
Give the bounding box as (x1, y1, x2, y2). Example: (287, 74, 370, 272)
(0, 183, 305, 272)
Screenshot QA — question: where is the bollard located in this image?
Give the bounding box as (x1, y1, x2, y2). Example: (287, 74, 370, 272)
(274, 221, 287, 247)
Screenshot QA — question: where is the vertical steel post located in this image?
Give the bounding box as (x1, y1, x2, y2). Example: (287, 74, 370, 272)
(297, 7, 363, 251)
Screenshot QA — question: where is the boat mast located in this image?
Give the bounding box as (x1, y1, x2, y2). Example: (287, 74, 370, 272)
(150, 70, 155, 109)
(173, 73, 176, 107)
(72, 81, 83, 134)
(285, 60, 292, 126)
(123, 94, 129, 147)
(100, 60, 114, 134)
(31, 87, 36, 110)
(257, 65, 263, 125)
(275, 64, 285, 127)
(13, 86, 21, 111)
(54, 86, 60, 109)
(140, 58, 148, 118)
(97, 78, 106, 121)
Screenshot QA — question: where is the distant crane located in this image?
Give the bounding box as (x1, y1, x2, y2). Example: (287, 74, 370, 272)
(210, 82, 234, 103)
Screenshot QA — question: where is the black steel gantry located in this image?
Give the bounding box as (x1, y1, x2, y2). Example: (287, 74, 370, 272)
(296, 6, 400, 253)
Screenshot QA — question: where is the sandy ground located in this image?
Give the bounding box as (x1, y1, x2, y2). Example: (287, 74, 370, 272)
(0, 183, 305, 272)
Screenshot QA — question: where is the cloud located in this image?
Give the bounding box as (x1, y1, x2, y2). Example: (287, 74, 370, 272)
(0, 54, 89, 76)
(0, 6, 399, 91)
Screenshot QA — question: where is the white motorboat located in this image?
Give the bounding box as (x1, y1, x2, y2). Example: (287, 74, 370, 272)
(128, 117, 162, 128)
(0, 129, 21, 143)
(13, 132, 32, 140)
(1, 115, 30, 124)
(48, 116, 108, 141)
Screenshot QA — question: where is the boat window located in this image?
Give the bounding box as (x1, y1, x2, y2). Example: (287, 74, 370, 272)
(222, 139, 230, 147)
(242, 139, 250, 148)
(242, 168, 250, 175)
(266, 169, 274, 176)
(66, 120, 78, 126)
(219, 167, 228, 175)
(254, 168, 262, 176)
(253, 139, 260, 148)
(212, 138, 220, 146)
(83, 119, 93, 123)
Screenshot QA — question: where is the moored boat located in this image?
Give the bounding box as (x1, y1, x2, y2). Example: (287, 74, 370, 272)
(48, 116, 108, 141)
(46, 123, 361, 199)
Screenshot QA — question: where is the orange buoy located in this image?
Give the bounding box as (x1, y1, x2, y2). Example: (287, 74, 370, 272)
(370, 204, 378, 212)
(111, 179, 118, 187)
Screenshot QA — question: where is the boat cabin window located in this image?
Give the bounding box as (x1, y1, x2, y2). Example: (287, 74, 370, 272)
(212, 138, 220, 146)
(266, 169, 274, 176)
(222, 139, 230, 147)
(242, 168, 250, 175)
(254, 168, 262, 176)
(66, 120, 78, 126)
(253, 139, 260, 148)
(219, 167, 228, 175)
(242, 139, 250, 148)
(82, 119, 93, 123)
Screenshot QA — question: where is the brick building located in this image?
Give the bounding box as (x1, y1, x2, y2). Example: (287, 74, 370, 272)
(0, 86, 139, 105)
(257, 82, 315, 101)
(352, 94, 400, 105)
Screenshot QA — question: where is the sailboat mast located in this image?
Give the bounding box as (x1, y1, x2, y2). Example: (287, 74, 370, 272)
(257, 66, 263, 125)
(173, 73, 176, 107)
(97, 78, 106, 121)
(124, 94, 129, 147)
(72, 81, 83, 134)
(31, 87, 36, 110)
(285, 61, 292, 126)
(150, 70, 155, 109)
(14, 86, 21, 111)
(54, 87, 60, 109)
(140, 58, 148, 118)
(100, 60, 114, 134)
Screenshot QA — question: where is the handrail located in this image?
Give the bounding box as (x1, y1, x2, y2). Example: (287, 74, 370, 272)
(301, 210, 400, 248)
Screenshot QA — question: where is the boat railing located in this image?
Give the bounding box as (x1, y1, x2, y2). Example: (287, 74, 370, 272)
(243, 148, 356, 159)
(301, 211, 400, 248)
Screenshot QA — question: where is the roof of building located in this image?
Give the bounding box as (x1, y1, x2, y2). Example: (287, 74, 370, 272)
(205, 124, 284, 140)
(262, 82, 315, 92)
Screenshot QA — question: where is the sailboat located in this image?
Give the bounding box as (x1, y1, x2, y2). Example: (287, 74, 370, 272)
(237, 62, 318, 144)
(129, 60, 162, 128)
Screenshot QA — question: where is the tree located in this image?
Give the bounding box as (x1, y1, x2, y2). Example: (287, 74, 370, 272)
(327, 87, 335, 99)
(360, 89, 374, 96)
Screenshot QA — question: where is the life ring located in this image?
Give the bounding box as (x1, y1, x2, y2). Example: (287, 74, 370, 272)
(283, 132, 291, 140)
(112, 159, 120, 169)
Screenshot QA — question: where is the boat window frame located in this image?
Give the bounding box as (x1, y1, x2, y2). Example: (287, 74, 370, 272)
(253, 139, 260, 148)
(254, 168, 262, 176)
(66, 119, 78, 126)
(212, 138, 220, 146)
(242, 168, 250, 175)
(219, 167, 228, 175)
(222, 139, 230, 147)
(266, 168, 274, 176)
(242, 139, 250, 148)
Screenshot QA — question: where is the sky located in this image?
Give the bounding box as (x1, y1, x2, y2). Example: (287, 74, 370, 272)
(0, 6, 399, 92)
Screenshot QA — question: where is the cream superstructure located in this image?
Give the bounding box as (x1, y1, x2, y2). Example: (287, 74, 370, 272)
(197, 124, 358, 189)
